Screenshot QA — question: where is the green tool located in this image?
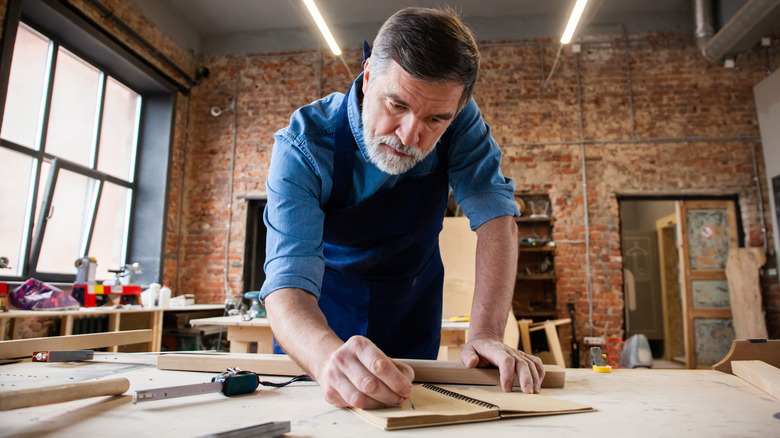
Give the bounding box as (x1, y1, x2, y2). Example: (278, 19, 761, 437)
(133, 368, 310, 404)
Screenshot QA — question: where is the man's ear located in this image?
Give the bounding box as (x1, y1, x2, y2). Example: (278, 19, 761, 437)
(362, 58, 370, 95)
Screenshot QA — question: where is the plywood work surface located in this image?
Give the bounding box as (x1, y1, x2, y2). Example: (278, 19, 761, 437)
(0, 354, 778, 437)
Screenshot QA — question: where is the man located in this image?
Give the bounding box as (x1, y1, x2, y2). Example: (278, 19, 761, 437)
(261, 7, 544, 409)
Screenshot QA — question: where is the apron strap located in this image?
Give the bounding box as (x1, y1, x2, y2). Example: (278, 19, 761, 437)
(328, 83, 356, 210)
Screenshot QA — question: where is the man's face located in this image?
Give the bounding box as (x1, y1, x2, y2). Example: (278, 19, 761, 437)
(361, 60, 464, 175)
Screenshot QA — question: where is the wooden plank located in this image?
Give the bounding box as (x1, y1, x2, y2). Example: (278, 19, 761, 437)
(726, 248, 768, 339)
(157, 353, 566, 388)
(0, 329, 153, 359)
(0, 377, 130, 411)
(731, 360, 780, 400)
(712, 339, 780, 374)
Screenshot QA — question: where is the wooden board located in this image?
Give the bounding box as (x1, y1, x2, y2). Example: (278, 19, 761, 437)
(731, 360, 780, 400)
(156, 353, 566, 388)
(726, 248, 768, 339)
(0, 330, 154, 359)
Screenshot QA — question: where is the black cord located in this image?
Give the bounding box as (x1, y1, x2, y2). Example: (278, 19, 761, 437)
(257, 374, 312, 388)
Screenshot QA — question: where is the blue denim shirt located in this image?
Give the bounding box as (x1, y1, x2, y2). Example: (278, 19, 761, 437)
(261, 74, 518, 301)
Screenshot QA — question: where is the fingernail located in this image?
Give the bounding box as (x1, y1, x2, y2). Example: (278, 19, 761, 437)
(524, 384, 533, 393)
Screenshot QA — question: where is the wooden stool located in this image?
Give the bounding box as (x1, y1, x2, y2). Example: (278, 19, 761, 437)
(518, 318, 571, 368)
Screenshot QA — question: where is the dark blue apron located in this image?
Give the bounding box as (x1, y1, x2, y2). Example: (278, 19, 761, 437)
(316, 81, 451, 360)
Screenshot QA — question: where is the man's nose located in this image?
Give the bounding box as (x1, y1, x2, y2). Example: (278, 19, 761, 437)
(395, 114, 421, 146)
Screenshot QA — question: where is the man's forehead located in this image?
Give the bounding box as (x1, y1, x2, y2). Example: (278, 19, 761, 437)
(376, 62, 463, 112)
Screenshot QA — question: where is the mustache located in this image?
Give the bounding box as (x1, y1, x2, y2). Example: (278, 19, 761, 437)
(373, 135, 423, 158)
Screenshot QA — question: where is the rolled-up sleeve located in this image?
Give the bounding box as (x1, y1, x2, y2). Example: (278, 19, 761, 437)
(447, 99, 518, 230)
(260, 130, 328, 302)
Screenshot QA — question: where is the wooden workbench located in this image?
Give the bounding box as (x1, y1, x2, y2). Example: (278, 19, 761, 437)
(0, 353, 777, 437)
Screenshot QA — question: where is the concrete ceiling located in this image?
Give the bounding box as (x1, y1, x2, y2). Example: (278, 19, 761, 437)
(129, 0, 697, 56)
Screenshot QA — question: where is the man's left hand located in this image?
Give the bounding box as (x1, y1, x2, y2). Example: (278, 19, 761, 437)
(460, 337, 545, 393)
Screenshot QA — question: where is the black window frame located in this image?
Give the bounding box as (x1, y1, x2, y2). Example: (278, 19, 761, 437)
(0, 0, 178, 285)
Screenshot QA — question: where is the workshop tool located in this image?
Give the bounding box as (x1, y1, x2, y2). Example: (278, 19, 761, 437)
(202, 421, 291, 438)
(590, 347, 612, 373)
(133, 368, 311, 404)
(74, 256, 97, 283)
(0, 377, 130, 411)
(32, 350, 94, 362)
(243, 292, 266, 318)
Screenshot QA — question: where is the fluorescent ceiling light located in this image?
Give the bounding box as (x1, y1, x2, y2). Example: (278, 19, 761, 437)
(303, 0, 342, 56)
(561, 0, 589, 44)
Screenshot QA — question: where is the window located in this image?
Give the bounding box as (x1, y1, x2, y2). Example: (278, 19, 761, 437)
(0, 0, 177, 284)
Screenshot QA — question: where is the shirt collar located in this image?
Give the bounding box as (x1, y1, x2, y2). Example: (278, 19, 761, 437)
(347, 73, 371, 162)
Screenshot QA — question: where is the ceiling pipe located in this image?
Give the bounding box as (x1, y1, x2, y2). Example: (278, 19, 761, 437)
(694, 0, 780, 63)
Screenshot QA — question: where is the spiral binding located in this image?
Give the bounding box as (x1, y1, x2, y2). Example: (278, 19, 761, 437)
(422, 383, 499, 409)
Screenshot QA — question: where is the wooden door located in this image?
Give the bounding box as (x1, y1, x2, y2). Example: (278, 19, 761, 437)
(676, 200, 738, 369)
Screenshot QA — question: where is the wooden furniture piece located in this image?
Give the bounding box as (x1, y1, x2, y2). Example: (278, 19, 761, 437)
(517, 318, 570, 368)
(0, 305, 224, 356)
(1, 353, 778, 437)
(513, 192, 556, 321)
(189, 315, 273, 353)
(712, 339, 780, 374)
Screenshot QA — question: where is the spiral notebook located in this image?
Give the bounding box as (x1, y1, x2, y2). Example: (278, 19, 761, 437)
(351, 383, 595, 430)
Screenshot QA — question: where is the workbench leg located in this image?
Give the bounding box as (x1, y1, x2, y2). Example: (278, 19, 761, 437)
(518, 319, 532, 354)
(151, 310, 162, 352)
(230, 340, 252, 353)
(108, 313, 120, 353)
(544, 320, 566, 368)
(0, 318, 8, 341)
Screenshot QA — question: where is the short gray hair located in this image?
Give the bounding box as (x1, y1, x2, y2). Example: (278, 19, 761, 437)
(369, 7, 480, 110)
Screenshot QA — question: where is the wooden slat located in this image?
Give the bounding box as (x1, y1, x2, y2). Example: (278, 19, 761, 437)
(157, 353, 566, 388)
(731, 360, 780, 400)
(0, 330, 153, 359)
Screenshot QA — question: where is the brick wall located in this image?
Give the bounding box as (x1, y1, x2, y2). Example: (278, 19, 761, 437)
(3, 1, 779, 364)
(183, 33, 780, 364)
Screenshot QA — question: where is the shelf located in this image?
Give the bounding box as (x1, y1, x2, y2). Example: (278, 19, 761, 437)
(516, 273, 556, 280)
(515, 311, 558, 319)
(515, 216, 554, 224)
(519, 246, 555, 252)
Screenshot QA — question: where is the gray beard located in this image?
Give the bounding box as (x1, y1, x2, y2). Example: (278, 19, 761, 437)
(362, 107, 429, 175)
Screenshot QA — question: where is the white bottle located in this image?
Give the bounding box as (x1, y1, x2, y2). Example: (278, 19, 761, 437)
(147, 283, 161, 307)
(159, 285, 171, 308)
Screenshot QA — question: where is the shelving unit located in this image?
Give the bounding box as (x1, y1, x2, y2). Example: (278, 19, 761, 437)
(513, 192, 556, 321)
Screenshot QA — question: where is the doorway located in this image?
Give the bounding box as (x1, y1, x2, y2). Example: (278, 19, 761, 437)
(619, 196, 742, 368)
(243, 197, 268, 293)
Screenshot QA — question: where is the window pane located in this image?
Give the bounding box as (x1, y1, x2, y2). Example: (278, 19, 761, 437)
(36, 169, 98, 273)
(97, 77, 139, 181)
(0, 149, 37, 275)
(1, 24, 50, 150)
(90, 182, 130, 280)
(45, 48, 100, 167)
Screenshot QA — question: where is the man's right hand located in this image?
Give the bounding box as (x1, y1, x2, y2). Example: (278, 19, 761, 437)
(264, 288, 413, 409)
(317, 335, 415, 409)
